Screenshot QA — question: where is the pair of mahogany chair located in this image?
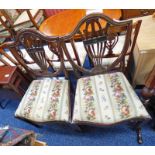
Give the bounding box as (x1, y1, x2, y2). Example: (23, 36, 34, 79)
(0, 13, 151, 144)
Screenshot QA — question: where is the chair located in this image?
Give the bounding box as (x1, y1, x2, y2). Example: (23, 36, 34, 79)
(5, 29, 70, 124)
(0, 12, 13, 44)
(61, 13, 151, 144)
(0, 9, 45, 32)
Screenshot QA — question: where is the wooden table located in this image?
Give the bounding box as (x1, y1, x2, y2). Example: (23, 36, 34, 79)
(39, 9, 122, 36)
(0, 66, 29, 97)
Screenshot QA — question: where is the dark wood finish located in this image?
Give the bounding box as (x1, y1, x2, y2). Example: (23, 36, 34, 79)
(121, 9, 155, 19)
(0, 29, 68, 80)
(61, 13, 144, 144)
(61, 13, 133, 76)
(0, 66, 29, 96)
(126, 20, 142, 79)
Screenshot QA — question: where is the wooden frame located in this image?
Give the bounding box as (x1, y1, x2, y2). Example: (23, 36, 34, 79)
(0, 28, 72, 126)
(60, 13, 146, 144)
(1, 29, 68, 79)
(61, 13, 133, 77)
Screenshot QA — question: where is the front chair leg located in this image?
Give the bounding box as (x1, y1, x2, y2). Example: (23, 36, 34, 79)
(135, 121, 143, 144)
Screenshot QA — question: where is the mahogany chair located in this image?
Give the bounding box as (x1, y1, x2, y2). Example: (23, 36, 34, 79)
(4, 29, 71, 124)
(0, 9, 45, 33)
(61, 13, 151, 144)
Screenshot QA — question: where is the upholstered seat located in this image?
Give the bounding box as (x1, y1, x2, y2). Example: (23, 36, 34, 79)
(73, 72, 150, 125)
(15, 78, 70, 123)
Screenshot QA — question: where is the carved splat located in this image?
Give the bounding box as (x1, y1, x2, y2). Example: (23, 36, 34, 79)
(61, 13, 133, 75)
(3, 29, 67, 78)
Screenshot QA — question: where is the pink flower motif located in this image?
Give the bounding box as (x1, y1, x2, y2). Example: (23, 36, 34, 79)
(88, 109, 95, 117)
(121, 106, 129, 116)
(28, 96, 34, 100)
(114, 91, 121, 97)
(50, 109, 56, 119)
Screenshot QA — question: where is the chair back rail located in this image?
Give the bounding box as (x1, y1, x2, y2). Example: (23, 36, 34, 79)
(61, 13, 134, 77)
(0, 29, 68, 79)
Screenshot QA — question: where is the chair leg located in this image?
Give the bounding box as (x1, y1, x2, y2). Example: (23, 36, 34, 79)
(135, 121, 143, 144)
(128, 120, 143, 144)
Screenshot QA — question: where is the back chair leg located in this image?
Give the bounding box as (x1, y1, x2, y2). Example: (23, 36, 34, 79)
(128, 120, 143, 144)
(135, 121, 143, 144)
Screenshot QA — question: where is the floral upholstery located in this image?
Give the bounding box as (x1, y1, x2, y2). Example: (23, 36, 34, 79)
(73, 72, 151, 125)
(15, 78, 70, 123)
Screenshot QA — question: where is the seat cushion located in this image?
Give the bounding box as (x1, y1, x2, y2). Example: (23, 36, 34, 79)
(15, 78, 70, 123)
(73, 72, 151, 125)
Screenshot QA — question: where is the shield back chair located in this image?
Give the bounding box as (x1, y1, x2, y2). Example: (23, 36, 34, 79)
(5, 29, 71, 125)
(0, 9, 45, 33)
(61, 13, 151, 144)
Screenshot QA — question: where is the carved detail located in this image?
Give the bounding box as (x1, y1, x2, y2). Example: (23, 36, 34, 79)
(61, 13, 134, 76)
(4, 29, 67, 79)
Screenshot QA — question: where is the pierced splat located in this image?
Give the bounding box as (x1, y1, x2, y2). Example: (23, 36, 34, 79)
(21, 35, 49, 71)
(61, 13, 133, 75)
(4, 29, 67, 78)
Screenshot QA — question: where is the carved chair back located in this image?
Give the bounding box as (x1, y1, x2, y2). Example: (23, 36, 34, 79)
(61, 13, 133, 77)
(1, 29, 68, 79)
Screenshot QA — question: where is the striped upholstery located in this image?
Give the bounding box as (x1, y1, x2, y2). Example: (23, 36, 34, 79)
(15, 78, 70, 123)
(73, 72, 150, 124)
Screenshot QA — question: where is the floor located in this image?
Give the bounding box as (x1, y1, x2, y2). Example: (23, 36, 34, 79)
(0, 57, 155, 146)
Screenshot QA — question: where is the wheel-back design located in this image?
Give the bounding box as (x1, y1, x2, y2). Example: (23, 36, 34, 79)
(61, 13, 133, 76)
